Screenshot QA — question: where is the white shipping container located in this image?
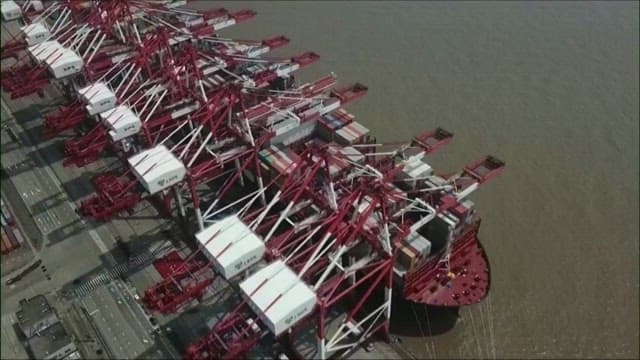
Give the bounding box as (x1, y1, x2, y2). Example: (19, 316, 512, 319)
(28, 40, 63, 63)
(404, 231, 432, 259)
(275, 63, 300, 77)
(407, 162, 433, 179)
(334, 121, 369, 146)
(320, 98, 341, 115)
(240, 260, 316, 336)
(334, 131, 354, 146)
(101, 105, 141, 141)
(267, 147, 298, 175)
(232, 44, 250, 54)
(46, 49, 83, 79)
(128, 145, 186, 195)
(270, 119, 317, 146)
(79, 82, 117, 115)
(21, 22, 50, 46)
(398, 157, 433, 189)
(184, 16, 204, 27)
(1, 0, 21, 21)
(273, 117, 300, 136)
(195, 215, 265, 280)
(266, 111, 287, 126)
(247, 46, 268, 58)
(29, 1, 44, 11)
(212, 19, 235, 30)
(338, 146, 365, 164)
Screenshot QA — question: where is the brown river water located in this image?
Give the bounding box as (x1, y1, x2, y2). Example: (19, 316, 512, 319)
(186, 1, 638, 358)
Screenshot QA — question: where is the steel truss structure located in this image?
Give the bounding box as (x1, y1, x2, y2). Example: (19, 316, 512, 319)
(1, 2, 505, 359)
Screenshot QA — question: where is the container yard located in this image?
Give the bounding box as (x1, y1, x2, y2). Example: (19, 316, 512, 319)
(2, 1, 636, 360)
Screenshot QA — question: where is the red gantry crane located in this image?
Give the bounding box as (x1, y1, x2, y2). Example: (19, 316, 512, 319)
(76, 70, 365, 227)
(60, 36, 309, 166)
(1, 1, 255, 99)
(177, 131, 503, 360)
(2, 2, 506, 358)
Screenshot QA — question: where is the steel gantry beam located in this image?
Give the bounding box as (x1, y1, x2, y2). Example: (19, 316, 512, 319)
(180, 160, 407, 360)
(14, 3, 508, 359)
(59, 36, 302, 165)
(0, 1, 255, 99)
(74, 46, 346, 224)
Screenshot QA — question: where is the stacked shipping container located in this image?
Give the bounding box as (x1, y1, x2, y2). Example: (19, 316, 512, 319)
(334, 121, 370, 146)
(258, 145, 302, 186)
(316, 108, 355, 142)
(1, 199, 21, 254)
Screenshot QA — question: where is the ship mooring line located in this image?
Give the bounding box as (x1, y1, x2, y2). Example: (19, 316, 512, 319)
(410, 302, 432, 359)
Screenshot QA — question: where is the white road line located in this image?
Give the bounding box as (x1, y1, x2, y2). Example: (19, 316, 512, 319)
(114, 265, 124, 275)
(73, 246, 164, 298)
(41, 212, 54, 229)
(46, 208, 59, 223)
(42, 165, 64, 193)
(89, 229, 109, 254)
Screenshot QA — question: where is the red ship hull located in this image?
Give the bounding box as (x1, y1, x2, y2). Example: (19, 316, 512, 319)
(402, 221, 491, 307)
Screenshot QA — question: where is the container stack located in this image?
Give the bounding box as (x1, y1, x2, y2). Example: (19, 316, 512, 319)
(259, 145, 302, 183)
(396, 232, 432, 272)
(314, 144, 366, 179)
(317, 108, 355, 142)
(1, 199, 21, 255)
(334, 121, 370, 146)
(398, 155, 434, 191)
(0, 227, 20, 255)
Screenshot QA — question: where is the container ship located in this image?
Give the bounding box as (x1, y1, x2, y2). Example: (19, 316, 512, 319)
(1, 1, 504, 358)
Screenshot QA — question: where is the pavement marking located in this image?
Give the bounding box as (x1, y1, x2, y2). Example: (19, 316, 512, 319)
(74, 250, 162, 297)
(42, 162, 65, 193)
(89, 229, 109, 254)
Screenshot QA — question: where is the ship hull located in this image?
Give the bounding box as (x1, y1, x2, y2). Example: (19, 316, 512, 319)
(401, 222, 491, 307)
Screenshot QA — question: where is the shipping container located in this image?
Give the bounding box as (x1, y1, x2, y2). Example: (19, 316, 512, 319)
(334, 121, 370, 146)
(259, 145, 301, 179)
(1, 1, 21, 22)
(79, 82, 117, 116)
(316, 108, 354, 142)
(270, 118, 317, 146)
(240, 260, 316, 336)
(129, 145, 187, 195)
(196, 215, 265, 280)
(1, 200, 14, 226)
(1, 227, 19, 255)
(21, 22, 50, 46)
